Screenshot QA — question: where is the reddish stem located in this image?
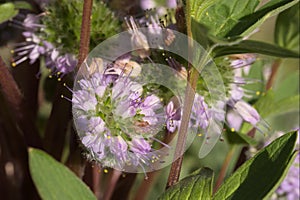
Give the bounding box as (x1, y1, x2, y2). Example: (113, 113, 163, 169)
(77, 0, 93, 70)
(104, 170, 122, 200)
(213, 147, 236, 193)
(266, 59, 281, 90)
(134, 171, 159, 200)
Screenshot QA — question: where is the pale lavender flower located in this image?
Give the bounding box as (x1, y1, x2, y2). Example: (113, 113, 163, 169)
(167, 0, 177, 8)
(140, 0, 156, 10)
(229, 84, 244, 101)
(23, 14, 44, 31)
(165, 101, 181, 133)
(55, 54, 77, 75)
(191, 94, 210, 130)
(72, 68, 165, 171)
(11, 13, 77, 77)
(12, 32, 47, 66)
(45, 48, 59, 71)
(234, 100, 260, 126)
(72, 90, 98, 112)
(110, 136, 129, 166)
(226, 109, 243, 132)
(140, 94, 162, 125)
(130, 137, 151, 155)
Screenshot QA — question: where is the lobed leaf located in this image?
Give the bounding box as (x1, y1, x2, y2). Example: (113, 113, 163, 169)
(195, 0, 259, 37)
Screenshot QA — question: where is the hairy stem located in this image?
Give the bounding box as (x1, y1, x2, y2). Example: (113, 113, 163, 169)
(77, 0, 93, 70)
(166, 0, 199, 188)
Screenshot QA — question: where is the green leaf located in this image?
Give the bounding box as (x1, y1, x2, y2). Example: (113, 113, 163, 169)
(213, 40, 300, 58)
(275, 2, 300, 53)
(189, 0, 218, 23)
(28, 148, 96, 200)
(226, 0, 299, 37)
(255, 90, 300, 118)
(158, 168, 214, 200)
(0, 3, 19, 24)
(268, 95, 300, 117)
(274, 72, 300, 101)
(13, 1, 33, 10)
(194, 0, 260, 37)
(213, 131, 298, 200)
(191, 18, 212, 49)
(225, 129, 258, 146)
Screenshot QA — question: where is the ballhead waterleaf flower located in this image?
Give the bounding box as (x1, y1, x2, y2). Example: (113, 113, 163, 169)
(72, 60, 169, 173)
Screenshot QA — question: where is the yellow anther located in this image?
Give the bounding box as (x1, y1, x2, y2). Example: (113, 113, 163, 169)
(11, 62, 16, 67)
(231, 128, 235, 132)
(198, 133, 202, 137)
(10, 50, 14, 54)
(256, 91, 260, 96)
(57, 78, 61, 82)
(104, 169, 108, 173)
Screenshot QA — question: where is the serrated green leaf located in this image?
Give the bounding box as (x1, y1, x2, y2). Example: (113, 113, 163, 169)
(191, 18, 212, 49)
(226, 0, 299, 37)
(275, 2, 300, 53)
(0, 3, 18, 24)
(194, 0, 260, 37)
(158, 168, 214, 200)
(213, 131, 298, 200)
(13, 1, 33, 10)
(213, 40, 299, 58)
(29, 148, 96, 200)
(189, 0, 218, 22)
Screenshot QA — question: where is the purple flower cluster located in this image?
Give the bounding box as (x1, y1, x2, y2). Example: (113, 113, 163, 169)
(72, 65, 165, 171)
(12, 14, 77, 77)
